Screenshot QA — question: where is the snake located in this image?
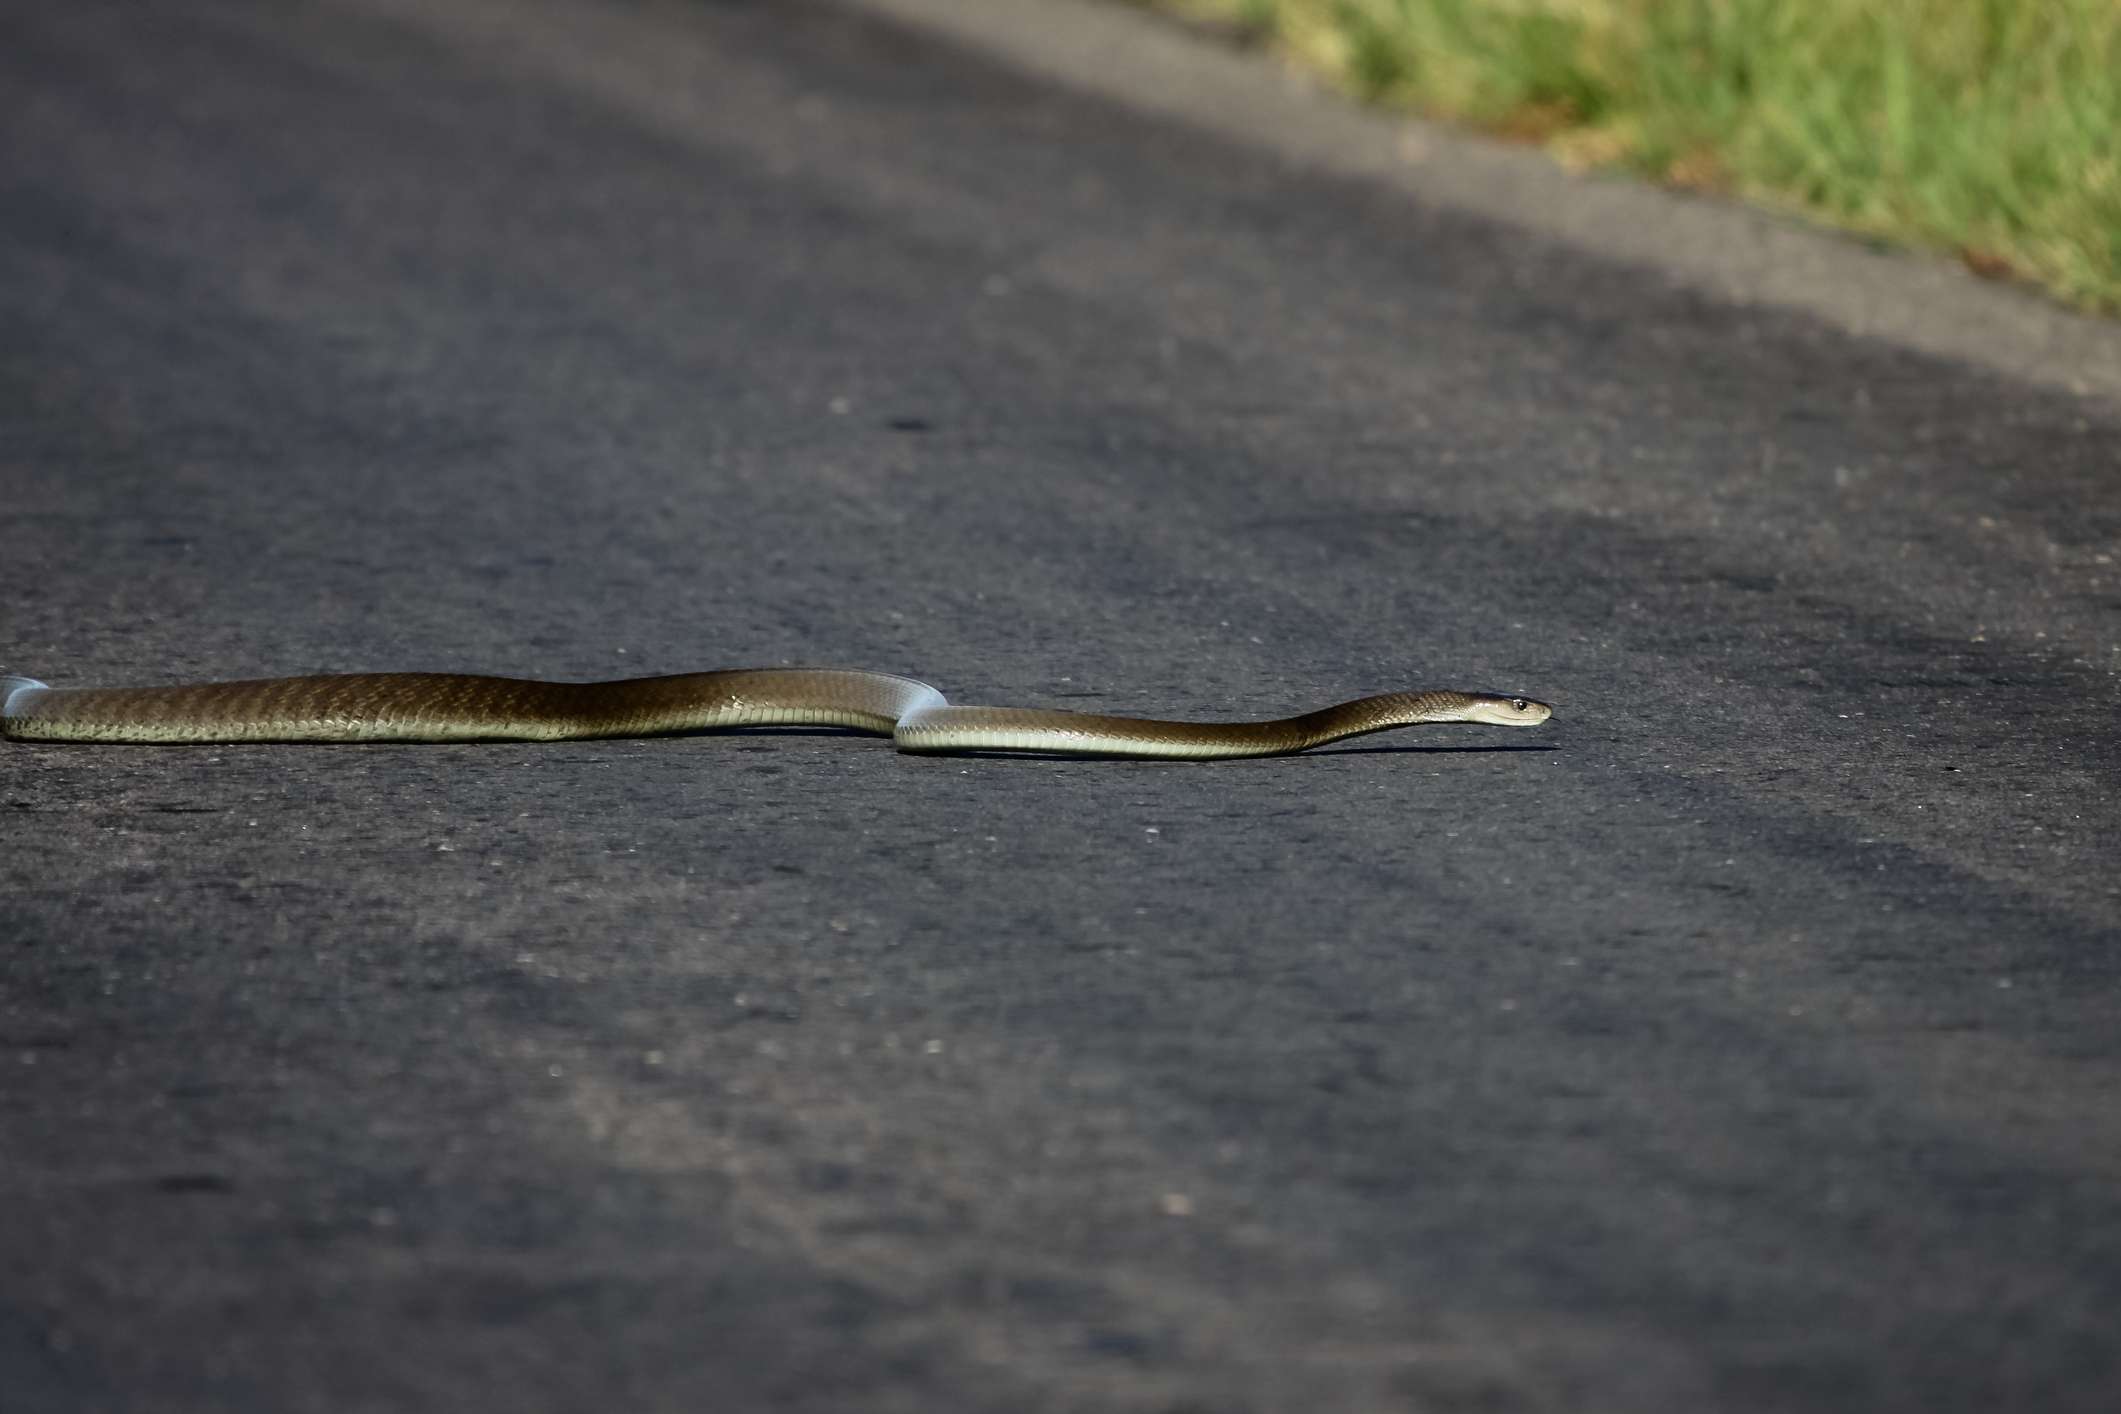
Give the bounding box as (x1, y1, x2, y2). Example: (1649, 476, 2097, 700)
(0, 669, 1551, 758)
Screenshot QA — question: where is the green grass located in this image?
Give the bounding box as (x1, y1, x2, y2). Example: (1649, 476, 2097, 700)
(1139, 0, 2121, 312)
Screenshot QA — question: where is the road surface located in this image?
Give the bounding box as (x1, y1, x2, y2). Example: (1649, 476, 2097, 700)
(4, 1, 2118, 1409)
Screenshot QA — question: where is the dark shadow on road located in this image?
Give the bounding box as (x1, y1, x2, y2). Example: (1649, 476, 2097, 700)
(1308, 742, 1562, 756)
(924, 742, 1561, 762)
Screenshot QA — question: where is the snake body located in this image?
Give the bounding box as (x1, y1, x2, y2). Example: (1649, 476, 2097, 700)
(0, 669, 1551, 758)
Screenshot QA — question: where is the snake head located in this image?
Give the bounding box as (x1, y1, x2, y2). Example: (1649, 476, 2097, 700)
(1463, 693, 1553, 727)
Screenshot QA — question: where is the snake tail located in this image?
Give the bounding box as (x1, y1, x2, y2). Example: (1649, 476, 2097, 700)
(2, 676, 48, 717)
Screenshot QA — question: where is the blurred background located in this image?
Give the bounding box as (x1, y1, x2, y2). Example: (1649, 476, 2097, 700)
(1139, 0, 2121, 311)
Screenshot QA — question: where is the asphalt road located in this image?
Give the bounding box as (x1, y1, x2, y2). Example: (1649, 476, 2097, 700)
(4, 1, 2119, 1410)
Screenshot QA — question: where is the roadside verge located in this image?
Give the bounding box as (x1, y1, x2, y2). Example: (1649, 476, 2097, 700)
(846, 0, 2121, 405)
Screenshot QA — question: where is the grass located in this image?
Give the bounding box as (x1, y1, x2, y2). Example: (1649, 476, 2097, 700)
(1135, 0, 2121, 313)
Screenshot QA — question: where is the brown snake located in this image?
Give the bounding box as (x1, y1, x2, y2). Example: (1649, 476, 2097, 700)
(0, 669, 1552, 758)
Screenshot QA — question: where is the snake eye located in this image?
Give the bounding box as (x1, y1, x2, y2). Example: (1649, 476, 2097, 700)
(1511, 698, 1529, 711)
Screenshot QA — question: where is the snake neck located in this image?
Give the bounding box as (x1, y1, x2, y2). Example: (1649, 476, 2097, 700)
(1288, 691, 1490, 750)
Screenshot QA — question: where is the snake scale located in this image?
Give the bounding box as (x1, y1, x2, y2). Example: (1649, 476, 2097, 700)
(0, 669, 1552, 758)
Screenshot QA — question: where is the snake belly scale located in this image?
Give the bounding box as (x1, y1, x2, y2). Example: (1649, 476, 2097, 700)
(0, 669, 1552, 758)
